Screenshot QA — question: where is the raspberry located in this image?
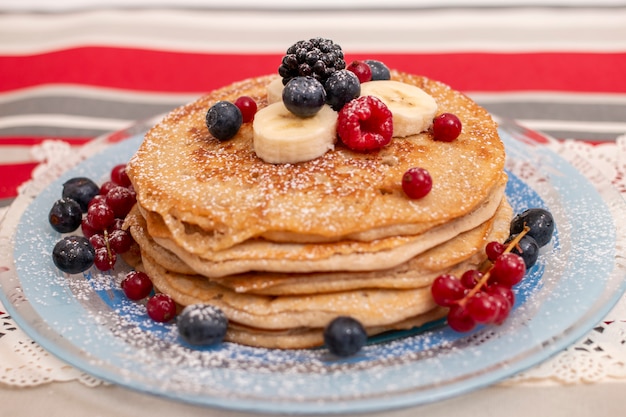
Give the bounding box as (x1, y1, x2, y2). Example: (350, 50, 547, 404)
(337, 96, 393, 152)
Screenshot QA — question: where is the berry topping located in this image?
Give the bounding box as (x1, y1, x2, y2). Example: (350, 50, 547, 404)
(62, 177, 99, 213)
(105, 186, 136, 218)
(337, 95, 393, 152)
(146, 293, 177, 322)
(94, 246, 115, 271)
(510, 208, 554, 247)
(177, 304, 228, 346)
(98, 180, 118, 197)
(505, 234, 539, 269)
(121, 271, 153, 301)
(432, 113, 462, 142)
(233, 96, 258, 123)
(324, 69, 361, 111)
(48, 198, 83, 233)
(52, 235, 95, 274)
(110, 164, 131, 187)
(346, 60, 372, 83)
(446, 304, 476, 332)
(485, 241, 506, 261)
(206, 101, 243, 141)
(363, 59, 391, 81)
(86, 202, 115, 231)
(282, 76, 326, 117)
(278, 37, 345, 86)
(460, 269, 483, 289)
(323, 316, 367, 357)
(489, 253, 526, 287)
(402, 167, 432, 199)
(431, 274, 466, 307)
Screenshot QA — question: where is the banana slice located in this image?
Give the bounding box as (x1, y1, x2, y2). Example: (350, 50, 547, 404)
(360, 80, 438, 137)
(266, 77, 284, 104)
(253, 101, 338, 164)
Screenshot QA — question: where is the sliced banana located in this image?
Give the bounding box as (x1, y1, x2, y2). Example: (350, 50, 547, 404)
(360, 80, 438, 137)
(253, 101, 338, 164)
(266, 77, 284, 104)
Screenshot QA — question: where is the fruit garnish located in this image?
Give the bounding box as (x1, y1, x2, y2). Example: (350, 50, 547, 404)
(62, 177, 99, 213)
(233, 96, 258, 123)
(401, 167, 432, 199)
(121, 271, 154, 301)
(324, 69, 361, 111)
(177, 304, 228, 346)
(278, 37, 345, 86)
(510, 208, 554, 247)
(360, 80, 438, 137)
(432, 113, 462, 142)
(337, 95, 392, 152)
(485, 241, 506, 261)
(94, 246, 116, 271)
(105, 186, 135, 218)
(146, 293, 177, 323)
(48, 198, 83, 233)
(363, 59, 391, 81)
(52, 235, 95, 274)
(346, 60, 372, 83)
(252, 101, 338, 164)
(323, 316, 367, 357)
(505, 233, 539, 269)
(431, 227, 536, 332)
(110, 163, 131, 187)
(205, 101, 243, 141)
(282, 76, 326, 117)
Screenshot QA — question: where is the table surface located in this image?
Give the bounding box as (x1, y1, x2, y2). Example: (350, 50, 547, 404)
(1, 3, 625, 416)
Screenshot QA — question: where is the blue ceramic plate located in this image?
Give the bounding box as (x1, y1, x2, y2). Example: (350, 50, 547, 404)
(2, 121, 625, 414)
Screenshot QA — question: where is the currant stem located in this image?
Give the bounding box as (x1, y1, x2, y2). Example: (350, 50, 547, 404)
(103, 229, 114, 268)
(458, 225, 530, 306)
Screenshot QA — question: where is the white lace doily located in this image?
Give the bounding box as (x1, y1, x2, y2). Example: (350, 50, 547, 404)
(0, 131, 625, 389)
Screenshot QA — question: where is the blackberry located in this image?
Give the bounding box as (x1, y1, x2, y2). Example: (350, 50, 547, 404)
(278, 38, 345, 86)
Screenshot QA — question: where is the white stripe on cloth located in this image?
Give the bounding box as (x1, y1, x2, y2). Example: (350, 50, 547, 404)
(0, 114, 131, 131)
(1, 8, 626, 54)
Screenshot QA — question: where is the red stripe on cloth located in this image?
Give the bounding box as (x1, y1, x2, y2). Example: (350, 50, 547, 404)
(1, 47, 625, 93)
(0, 162, 38, 199)
(0, 136, 92, 146)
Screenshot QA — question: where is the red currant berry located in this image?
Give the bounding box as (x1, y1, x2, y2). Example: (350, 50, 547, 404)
(490, 253, 526, 287)
(346, 60, 372, 83)
(486, 284, 515, 309)
(88, 194, 107, 210)
(490, 293, 512, 325)
(234, 96, 258, 123)
(121, 271, 153, 301)
(99, 180, 118, 196)
(146, 293, 177, 322)
(94, 247, 115, 271)
(86, 202, 115, 231)
(89, 233, 107, 250)
(107, 218, 125, 233)
(432, 113, 462, 142)
(431, 274, 466, 307)
(337, 95, 393, 152)
(81, 217, 99, 239)
(460, 269, 483, 289)
(402, 167, 432, 199)
(110, 164, 131, 187)
(447, 304, 476, 332)
(486, 241, 506, 261)
(466, 292, 499, 324)
(105, 186, 136, 218)
(109, 229, 132, 254)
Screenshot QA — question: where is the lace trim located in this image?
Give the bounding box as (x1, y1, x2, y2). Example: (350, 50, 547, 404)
(0, 133, 624, 388)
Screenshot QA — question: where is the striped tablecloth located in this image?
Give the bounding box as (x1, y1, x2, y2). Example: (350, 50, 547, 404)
(1, 5, 625, 207)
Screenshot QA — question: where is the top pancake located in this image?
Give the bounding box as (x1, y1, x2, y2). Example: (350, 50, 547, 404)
(127, 71, 505, 252)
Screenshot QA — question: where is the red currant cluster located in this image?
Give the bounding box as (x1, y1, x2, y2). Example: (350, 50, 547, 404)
(81, 164, 136, 271)
(431, 228, 529, 332)
(121, 270, 177, 323)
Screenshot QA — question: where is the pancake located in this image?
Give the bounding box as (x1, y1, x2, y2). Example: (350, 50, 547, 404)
(127, 71, 505, 254)
(125, 198, 512, 295)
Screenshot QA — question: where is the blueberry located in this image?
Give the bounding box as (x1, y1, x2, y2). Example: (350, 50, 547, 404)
(52, 236, 95, 274)
(364, 60, 391, 81)
(62, 177, 100, 213)
(323, 316, 367, 357)
(206, 101, 243, 141)
(324, 69, 360, 111)
(49, 198, 83, 233)
(282, 76, 326, 117)
(510, 208, 554, 247)
(177, 304, 228, 346)
(506, 234, 539, 269)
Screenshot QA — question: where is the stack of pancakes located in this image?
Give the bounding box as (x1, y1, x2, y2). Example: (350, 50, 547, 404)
(124, 71, 511, 349)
